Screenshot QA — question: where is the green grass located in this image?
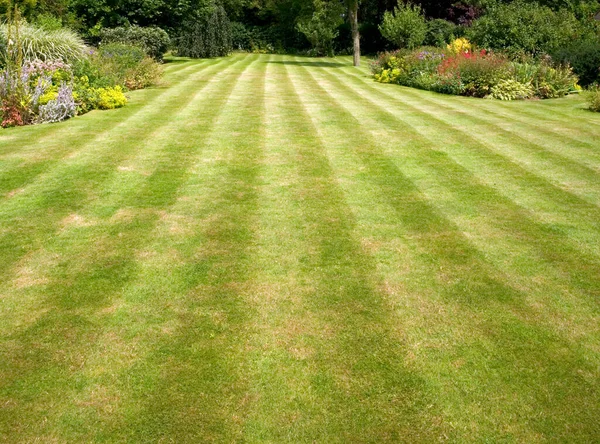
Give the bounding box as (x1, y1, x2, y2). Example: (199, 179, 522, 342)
(1, 53, 599, 442)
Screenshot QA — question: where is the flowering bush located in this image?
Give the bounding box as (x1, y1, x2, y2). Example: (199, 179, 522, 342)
(446, 37, 471, 55)
(372, 43, 580, 101)
(0, 59, 72, 127)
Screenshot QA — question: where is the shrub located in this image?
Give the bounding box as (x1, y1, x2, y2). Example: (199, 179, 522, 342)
(446, 37, 471, 55)
(0, 21, 86, 64)
(490, 79, 534, 100)
(552, 35, 600, 86)
(586, 87, 600, 112)
(0, 59, 74, 127)
(468, 1, 580, 57)
(371, 46, 576, 101)
(123, 57, 163, 90)
(438, 50, 510, 97)
(297, 0, 344, 56)
(73, 44, 161, 90)
(96, 86, 127, 109)
(99, 25, 171, 61)
(36, 82, 76, 123)
(424, 19, 457, 47)
(230, 22, 250, 51)
(177, 5, 232, 58)
(533, 63, 579, 98)
(379, 2, 427, 49)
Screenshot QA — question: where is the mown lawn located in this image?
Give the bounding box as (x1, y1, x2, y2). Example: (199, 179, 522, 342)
(1, 53, 599, 442)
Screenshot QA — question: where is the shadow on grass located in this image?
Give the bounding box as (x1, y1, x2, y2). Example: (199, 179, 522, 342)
(162, 57, 194, 64)
(266, 60, 348, 68)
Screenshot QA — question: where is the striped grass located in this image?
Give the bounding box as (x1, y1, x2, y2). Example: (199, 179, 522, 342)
(0, 54, 599, 442)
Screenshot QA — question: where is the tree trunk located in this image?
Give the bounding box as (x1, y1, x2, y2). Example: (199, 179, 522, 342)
(349, 0, 360, 66)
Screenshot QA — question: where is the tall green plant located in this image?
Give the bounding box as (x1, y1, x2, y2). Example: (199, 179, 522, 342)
(379, 2, 427, 50)
(177, 4, 232, 58)
(467, 1, 580, 57)
(297, 0, 343, 56)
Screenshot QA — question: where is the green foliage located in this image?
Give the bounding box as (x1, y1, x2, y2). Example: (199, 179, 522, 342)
(468, 1, 580, 57)
(586, 86, 600, 112)
(72, 43, 162, 92)
(424, 19, 457, 47)
(230, 21, 249, 50)
(489, 79, 534, 100)
(379, 2, 427, 49)
(99, 25, 171, 61)
(72, 77, 128, 112)
(33, 13, 63, 31)
(177, 4, 232, 58)
(372, 46, 580, 100)
(552, 34, 600, 86)
(439, 50, 511, 97)
(0, 21, 86, 64)
(296, 0, 343, 56)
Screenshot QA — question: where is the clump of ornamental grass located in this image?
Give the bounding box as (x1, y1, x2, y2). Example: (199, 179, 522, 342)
(0, 21, 87, 64)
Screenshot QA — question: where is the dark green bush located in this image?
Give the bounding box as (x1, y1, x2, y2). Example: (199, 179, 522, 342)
(230, 21, 250, 51)
(99, 25, 170, 61)
(468, 1, 580, 57)
(177, 5, 232, 58)
(424, 19, 457, 47)
(552, 35, 600, 86)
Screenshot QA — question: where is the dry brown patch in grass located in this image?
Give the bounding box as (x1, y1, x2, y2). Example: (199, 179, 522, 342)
(75, 384, 121, 415)
(158, 211, 197, 236)
(9, 249, 59, 290)
(60, 213, 97, 230)
(5, 188, 25, 198)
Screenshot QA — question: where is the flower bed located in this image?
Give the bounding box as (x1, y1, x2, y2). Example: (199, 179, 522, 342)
(371, 39, 580, 100)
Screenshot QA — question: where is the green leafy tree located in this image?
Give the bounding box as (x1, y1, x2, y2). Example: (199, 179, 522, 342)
(177, 2, 232, 57)
(297, 0, 343, 56)
(468, 1, 581, 57)
(379, 1, 426, 49)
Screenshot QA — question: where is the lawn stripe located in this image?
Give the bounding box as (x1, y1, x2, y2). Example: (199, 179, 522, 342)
(113, 54, 267, 442)
(0, 57, 222, 197)
(341, 65, 600, 197)
(289, 57, 600, 441)
(328, 63, 600, 233)
(269, 55, 452, 441)
(315, 61, 600, 309)
(312, 60, 600, 341)
(388, 86, 600, 173)
(0, 56, 243, 281)
(0, 56, 258, 440)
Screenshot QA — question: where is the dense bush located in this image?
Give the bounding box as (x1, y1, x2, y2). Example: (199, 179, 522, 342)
(371, 40, 580, 100)
(73, 43, 162, 90)
(379, 2, 427, 49)
(586, 87, 600, 112)
(177, 5, 232, 58)
(552, 35, 600, 86)
(424, 19, 458, 47)
(438, 50, 510, 97)
(99, 25, 171, 61)
(297, 0, 343, 56)
(468, 1, 580, 57)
